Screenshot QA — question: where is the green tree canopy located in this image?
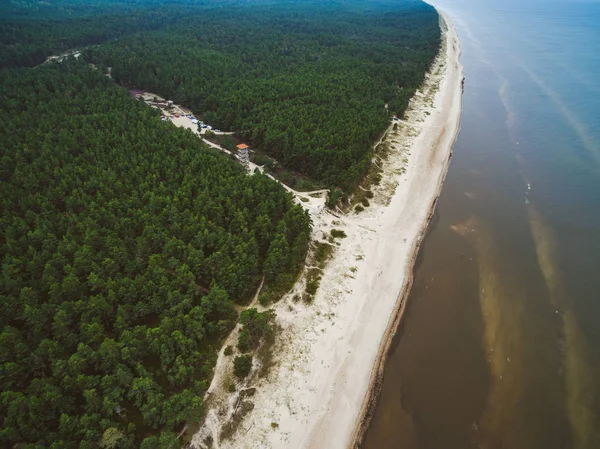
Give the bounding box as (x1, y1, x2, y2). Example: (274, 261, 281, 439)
(0, 60, 310, 447)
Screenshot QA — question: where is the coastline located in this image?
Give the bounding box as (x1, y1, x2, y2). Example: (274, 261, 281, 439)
(191, 8, 463, 449)
(349, 9, 463, 447)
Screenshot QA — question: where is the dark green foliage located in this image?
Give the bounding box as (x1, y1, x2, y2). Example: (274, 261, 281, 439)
(252, 154, 276, 171)
(237, 308, 275, 353)
(224, 345, 233, 356)
(82, 1, 440, 190)
(0, 61, 310, 448)
(314, 242, 335, 268)
(305, 277, 321, 296)
(330, 229, 347, 239)
(0, 1, 439, 446)
(2, 1, 439, 190)
(258, 292, 271, 308)
(263, 210, 312, 284)
(139, 431, 179, 449)
(0, 5, 197, 69)
(326, 188, 344, 209)
(233, 355, 253, 379)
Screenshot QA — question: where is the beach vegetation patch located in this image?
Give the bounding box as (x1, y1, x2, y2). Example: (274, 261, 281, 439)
(306, 277, 322, 297)
(233, 355, 253, 378)
(219, 399, 254, 441)
(331, 229, 347, 239)
(237, 309, 275, 353)
(326, 188, 344, 209)
(254, 321, 278, 380)
(313, 241, 335, 268)
(227, 380, 236, 393)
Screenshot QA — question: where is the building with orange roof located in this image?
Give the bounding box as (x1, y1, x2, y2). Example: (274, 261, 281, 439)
(236, 143, 250, 169)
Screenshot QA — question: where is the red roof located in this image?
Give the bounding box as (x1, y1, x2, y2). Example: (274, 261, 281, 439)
(236, 144, 249, 150)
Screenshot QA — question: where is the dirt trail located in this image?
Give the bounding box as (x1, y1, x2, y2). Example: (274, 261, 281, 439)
(136, 91, 328, 215)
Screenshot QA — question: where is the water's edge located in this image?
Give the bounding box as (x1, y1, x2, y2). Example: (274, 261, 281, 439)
(349, 10, 464, 448)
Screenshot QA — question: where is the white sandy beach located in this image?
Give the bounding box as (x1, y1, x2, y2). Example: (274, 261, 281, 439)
(191, 9, 463, 449)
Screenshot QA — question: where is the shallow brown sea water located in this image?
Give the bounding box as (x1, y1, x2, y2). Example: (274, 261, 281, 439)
(362, 1, 600, 448)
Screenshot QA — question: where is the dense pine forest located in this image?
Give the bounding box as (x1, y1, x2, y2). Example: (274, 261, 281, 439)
(88, 2, 440, 190)
(1, 0, 440, 447)
(0, 61, 310, 447)
(0, 0, 201, 68)
(1, 0, 440, 191)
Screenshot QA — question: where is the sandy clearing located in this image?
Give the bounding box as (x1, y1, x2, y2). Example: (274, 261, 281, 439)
(37, 50, 81, 67)
(190, 9, 463, 449)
